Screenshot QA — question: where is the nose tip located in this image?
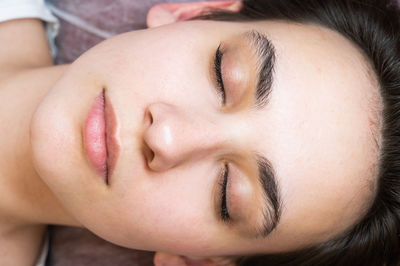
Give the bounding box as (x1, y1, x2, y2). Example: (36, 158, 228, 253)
(143, 103, 181, 171)
(143, 103, 223, 172)
(144, 125, 177, 171)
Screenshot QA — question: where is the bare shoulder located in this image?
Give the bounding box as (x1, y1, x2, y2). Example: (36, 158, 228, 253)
(0, 18, 54, 82)
(0, 222, 47, 266)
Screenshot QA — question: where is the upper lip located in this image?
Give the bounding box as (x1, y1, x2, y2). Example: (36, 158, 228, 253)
(104, 90, 120, 184)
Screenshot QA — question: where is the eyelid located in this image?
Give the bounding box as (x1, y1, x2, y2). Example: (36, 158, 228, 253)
(214, 43, 227, 105)
(219, 162, 230, 223)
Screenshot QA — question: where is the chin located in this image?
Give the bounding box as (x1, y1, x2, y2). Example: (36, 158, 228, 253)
(31, 89, 77, 186)
(30, 70, 106, 216)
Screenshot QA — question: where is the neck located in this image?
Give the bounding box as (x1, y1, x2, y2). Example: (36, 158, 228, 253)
(0, 65, 80, 228)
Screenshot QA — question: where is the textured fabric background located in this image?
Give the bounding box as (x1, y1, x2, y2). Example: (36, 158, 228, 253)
(47, 226, 154, 266)
(48, 0, 215, 64)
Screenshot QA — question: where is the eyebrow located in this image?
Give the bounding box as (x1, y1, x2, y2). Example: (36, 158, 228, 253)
(244, 31, 281, 237)
(254, 154, 282, 238)
(244, 30, 276, 109)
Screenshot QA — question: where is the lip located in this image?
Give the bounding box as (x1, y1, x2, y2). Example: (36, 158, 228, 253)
(84, 89, 120, 184)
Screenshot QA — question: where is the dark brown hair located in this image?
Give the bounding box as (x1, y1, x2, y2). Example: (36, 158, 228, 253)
(199, 0, 400, 265)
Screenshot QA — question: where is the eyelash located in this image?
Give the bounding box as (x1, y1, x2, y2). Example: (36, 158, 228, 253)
(214, 44, 226, 105)
(219, 162, 230, 222)
(214, 46, 230, 222)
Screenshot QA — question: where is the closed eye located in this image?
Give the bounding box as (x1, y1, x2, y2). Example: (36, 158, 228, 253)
(219, 162, 230, 222)
(214, 44, 226, 105)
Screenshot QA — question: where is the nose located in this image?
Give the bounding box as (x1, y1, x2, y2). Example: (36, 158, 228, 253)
(143, 103, 224, 171)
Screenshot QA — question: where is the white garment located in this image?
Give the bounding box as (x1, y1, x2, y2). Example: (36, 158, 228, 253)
(35, 232, 49, 266)
(0, 0, 59, 56)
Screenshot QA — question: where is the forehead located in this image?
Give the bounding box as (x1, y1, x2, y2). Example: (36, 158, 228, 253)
(242, 21, 380, 250)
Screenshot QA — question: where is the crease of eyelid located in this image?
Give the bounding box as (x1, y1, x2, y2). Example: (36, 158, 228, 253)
(244, 30, 276, 110)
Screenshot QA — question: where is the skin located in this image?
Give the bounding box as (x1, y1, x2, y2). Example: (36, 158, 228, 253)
(0, 12, 380, 266)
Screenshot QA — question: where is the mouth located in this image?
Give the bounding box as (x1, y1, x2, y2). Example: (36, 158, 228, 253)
(83, 89, 120, 184)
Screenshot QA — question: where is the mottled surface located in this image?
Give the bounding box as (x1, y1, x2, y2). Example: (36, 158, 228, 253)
(47, 226, 155, 266)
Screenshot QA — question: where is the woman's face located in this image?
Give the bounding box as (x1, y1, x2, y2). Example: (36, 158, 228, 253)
(31, 20, 379, 257)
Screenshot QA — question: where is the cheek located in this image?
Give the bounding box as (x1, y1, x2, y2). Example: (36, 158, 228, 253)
(98, 161, 220, 253)
(90, 29, 217, 109)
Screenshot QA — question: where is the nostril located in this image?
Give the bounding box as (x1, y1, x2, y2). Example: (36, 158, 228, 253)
(148, 109, 154, 124)
(142, 142, 155, 166)
(149, 148, 154, 162)
(149, 111, 153, 124)
(144, 108, 154, 127)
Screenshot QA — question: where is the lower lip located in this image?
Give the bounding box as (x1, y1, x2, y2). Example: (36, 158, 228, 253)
(84, 90, 119, 184)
